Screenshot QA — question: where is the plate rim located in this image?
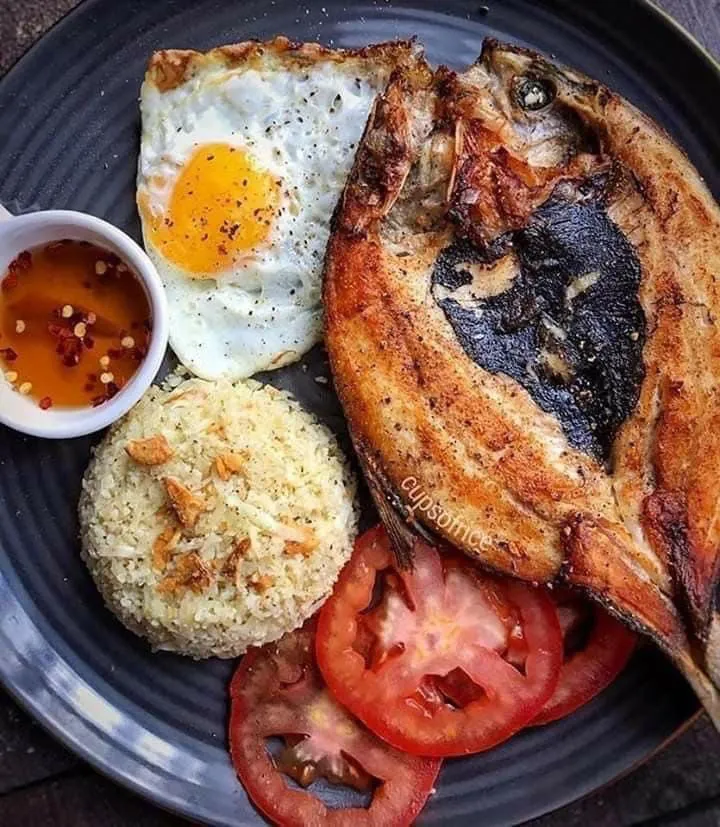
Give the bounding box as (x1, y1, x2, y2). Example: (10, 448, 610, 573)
(2, 0, 720, 95)
(644, 0, 720, 74)
(0, 0, 716, 824)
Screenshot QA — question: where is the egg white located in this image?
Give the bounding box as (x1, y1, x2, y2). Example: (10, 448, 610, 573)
(138, 60, 381, 379)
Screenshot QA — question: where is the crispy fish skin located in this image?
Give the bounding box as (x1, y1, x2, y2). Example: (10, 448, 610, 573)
(324, 41, 720, 723)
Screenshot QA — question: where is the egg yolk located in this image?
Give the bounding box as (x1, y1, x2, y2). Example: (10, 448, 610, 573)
(143, 143, 280, 276)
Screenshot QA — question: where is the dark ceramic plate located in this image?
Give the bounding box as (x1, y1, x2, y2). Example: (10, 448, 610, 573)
(0, 0, 715, 824)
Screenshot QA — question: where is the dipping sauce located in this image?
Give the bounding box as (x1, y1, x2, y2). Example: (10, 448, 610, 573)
(0, 240, 151, 409)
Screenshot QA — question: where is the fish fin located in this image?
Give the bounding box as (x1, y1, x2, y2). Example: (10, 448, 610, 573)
(642, 486, 720, 646)
(335, 58, 434, 237)
(706, 613, 720, 690)
(678, 646, 720, 732)
(678, 456, 720, 642)
(563, 513, 720, 731)
(562, 514, 683, 644)
(354, 447, 416, 569)
(353, 443, 440, 570)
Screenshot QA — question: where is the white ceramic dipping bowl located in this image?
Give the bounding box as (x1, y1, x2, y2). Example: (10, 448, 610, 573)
(0, 207, 168, 438)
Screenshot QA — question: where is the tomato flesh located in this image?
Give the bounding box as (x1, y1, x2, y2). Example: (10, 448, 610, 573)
(316, 526, 563, 757)
(229, 622, 441, 827)
(439, 590, 637, 723)
(532, 591, 636, 725)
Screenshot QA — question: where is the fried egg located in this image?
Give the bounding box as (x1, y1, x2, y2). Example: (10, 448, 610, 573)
(137, 38, 414, 379)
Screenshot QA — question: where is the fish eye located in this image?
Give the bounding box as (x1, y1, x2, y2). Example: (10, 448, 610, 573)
(514, 76, 556, 111)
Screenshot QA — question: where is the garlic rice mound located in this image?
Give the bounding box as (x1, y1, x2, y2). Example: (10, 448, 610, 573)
(79, 377, 358, 658)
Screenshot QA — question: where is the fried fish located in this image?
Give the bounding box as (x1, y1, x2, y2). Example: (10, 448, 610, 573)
(324, 41, 720, 724)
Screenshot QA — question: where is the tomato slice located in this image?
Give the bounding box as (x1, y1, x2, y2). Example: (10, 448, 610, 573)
(316, 526, 563, 757)
(229, 622, 441, 827)
(532, 590, 637, 725)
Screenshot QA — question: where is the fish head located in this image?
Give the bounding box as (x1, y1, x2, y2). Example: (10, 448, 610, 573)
(465, 39, 606, 166)
(442, 40, 610, 246)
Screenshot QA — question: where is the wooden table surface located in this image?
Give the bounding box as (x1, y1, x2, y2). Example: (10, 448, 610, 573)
(1, 0, 720, 825)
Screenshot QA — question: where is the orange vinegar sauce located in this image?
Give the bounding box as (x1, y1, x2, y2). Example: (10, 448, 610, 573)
(0, 240, 151, 409)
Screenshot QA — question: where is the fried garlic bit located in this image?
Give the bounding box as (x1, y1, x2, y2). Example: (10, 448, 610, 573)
(251, 574, 275, 594)
(163, 476, 205, 529)
(152, 525, 181, 572)
(220, 537, 252, 588)
(220, 548, 242, 581)
(164, 388, 207, 405)
(283, 526, 318, 558)
(126, 434, 174, 466)
(206, 419, 227, 438)
(284, 539, 315, 558)
(214, 451, 247, 481)
(157, 551, 213, 596)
